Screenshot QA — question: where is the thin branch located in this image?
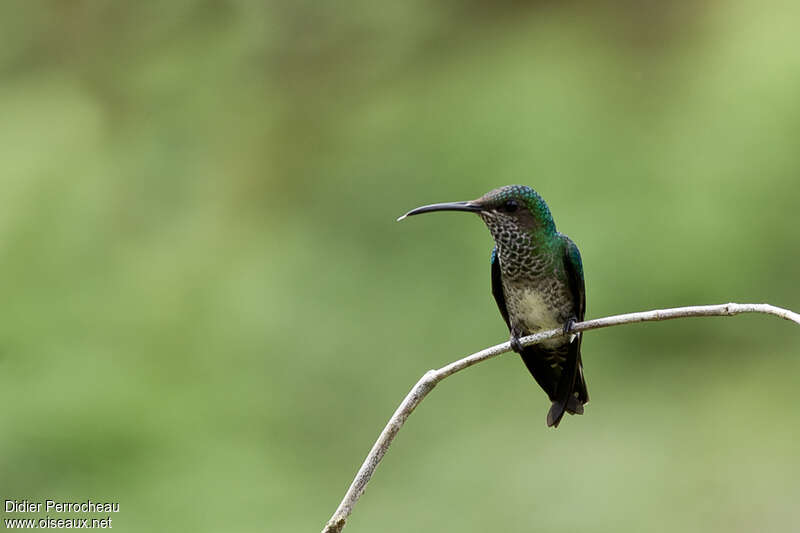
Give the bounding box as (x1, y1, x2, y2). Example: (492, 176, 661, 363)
(322, 303, 800, 533)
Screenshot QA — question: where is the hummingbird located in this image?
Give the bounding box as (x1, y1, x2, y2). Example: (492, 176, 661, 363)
(398, 185, 588, 427)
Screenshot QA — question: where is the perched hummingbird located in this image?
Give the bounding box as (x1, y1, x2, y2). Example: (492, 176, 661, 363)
(398, 185, 588, 427)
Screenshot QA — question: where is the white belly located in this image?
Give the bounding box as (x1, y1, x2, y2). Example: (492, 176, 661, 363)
(517, 289, 561, 331)
(510, 288, 576, 348)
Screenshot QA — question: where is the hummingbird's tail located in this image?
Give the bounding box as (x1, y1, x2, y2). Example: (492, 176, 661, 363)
(546, 364, 588, 427)
(519, 336, 589, 428)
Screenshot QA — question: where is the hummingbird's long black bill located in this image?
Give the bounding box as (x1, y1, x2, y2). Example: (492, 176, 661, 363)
(397, 201, 482, 222)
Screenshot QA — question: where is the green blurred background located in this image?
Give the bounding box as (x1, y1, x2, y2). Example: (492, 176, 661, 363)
(1, 2, 798, 532)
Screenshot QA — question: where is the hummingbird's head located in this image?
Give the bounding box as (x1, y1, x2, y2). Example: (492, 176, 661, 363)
(398, 185, 556, 240)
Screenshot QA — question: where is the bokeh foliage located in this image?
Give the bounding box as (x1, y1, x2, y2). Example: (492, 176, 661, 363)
(0, 2, 798, 532)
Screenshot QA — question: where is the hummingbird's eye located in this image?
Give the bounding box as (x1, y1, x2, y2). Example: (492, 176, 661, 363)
(502, 199, 518, 213)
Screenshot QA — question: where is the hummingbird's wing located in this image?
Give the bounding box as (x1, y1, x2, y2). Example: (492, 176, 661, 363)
(562, 235, 585, 321)
(560, 234, 589, 406)
(541, 236, 590, 427)
(490, 246, 511, 329)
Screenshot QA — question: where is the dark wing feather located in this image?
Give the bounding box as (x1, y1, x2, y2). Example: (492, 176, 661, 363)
(562, 235, 586, 322)
(561, 234, 589, 405)
(490, 247, 511, 329)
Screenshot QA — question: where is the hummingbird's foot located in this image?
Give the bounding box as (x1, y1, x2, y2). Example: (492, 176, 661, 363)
(563, 317, 577, 336)
(509, 331, 524, 353)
